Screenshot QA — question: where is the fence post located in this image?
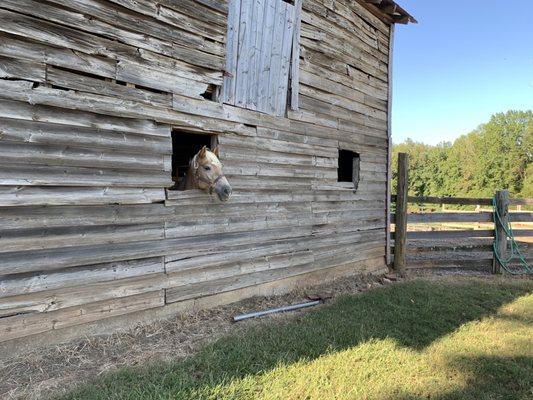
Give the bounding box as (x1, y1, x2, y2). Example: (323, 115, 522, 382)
(394, 153, 409, 275)
(492, 190, 509, 274)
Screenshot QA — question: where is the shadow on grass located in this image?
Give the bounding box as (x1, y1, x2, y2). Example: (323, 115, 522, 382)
(392, 355, 533, 400)
(58, 280, 532, 400)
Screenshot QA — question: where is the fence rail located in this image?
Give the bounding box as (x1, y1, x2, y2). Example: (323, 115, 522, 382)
(390, 195, 533, 206)
(390, 153, 533, 274)
(391, 212, 533, 224)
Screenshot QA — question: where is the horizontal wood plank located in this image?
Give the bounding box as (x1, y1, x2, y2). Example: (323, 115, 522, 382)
(0, 291, 164, 343)
(0, 257, 164, 298)
(0, 187, 165, 206)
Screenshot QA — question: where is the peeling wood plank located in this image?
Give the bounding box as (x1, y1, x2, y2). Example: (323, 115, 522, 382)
(0, 99, 171, 137)
(0, 187, 165, 207)
(0, 55, 45, 82)
(0, 33, 116, 79)
(116, 60, 208, 99)
(0, 257, 164, 298)
(0, 291, 164, 343)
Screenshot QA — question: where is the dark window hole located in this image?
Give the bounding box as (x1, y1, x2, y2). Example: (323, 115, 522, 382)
(338, 149, 360, 190)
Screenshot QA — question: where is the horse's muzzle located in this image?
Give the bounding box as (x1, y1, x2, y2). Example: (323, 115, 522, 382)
(214, 177, 232, 202)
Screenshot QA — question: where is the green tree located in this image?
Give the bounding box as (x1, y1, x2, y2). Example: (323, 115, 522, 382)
(521, 164, 533, 198)
(392, 110, 532, 199)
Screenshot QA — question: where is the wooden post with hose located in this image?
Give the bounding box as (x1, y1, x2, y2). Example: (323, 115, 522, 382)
(394, 153, 409, 275)
(492, 190, 509, 274)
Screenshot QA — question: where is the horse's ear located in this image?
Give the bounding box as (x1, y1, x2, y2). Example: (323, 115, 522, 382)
(198, 145, 207, 159)
(213, 146, 220, 158)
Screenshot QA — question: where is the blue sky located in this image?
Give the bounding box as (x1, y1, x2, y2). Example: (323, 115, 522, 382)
(391, 0, 533, 145)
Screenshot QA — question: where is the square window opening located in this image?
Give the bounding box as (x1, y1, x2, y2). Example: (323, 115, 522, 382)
(171, 130, 217, 190)
(200, 84, 221, 101)
(338, 149, 360, 190)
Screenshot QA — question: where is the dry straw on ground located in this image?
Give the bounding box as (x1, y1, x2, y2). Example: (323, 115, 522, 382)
(1, 273, 383, 400)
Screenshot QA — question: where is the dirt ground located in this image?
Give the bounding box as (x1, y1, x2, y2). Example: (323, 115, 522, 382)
(1, 270, 530, 400)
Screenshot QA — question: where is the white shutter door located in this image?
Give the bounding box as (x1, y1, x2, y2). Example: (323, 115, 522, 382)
(223, 0, 296, 116)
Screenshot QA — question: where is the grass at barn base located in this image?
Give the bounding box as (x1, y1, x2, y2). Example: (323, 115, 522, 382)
(59, 279, 533, 400)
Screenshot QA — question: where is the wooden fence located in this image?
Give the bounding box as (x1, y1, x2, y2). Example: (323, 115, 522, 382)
(390, 153, 533, 274)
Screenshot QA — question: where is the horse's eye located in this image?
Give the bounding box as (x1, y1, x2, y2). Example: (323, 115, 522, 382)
(203, 166, 211, 171)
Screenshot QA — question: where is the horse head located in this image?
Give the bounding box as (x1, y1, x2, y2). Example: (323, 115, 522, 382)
(192, 145, 232, 202)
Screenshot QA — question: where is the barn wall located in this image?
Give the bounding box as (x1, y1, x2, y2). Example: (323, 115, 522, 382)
(0, 0, 391, 345)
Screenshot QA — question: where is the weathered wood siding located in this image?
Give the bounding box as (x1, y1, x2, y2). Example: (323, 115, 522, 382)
(0, 0, 392, 345)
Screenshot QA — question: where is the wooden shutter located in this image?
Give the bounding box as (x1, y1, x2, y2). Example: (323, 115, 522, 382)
(223, 0, 301, 116)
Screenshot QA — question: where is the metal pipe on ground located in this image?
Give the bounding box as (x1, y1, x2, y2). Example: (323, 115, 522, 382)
(233, 300, 322, 322)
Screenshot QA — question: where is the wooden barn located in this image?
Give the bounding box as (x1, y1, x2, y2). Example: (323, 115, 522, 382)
(0, 0, 415, 348)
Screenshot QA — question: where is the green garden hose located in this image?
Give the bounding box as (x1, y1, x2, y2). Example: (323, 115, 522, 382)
(492, 197, 532, 275)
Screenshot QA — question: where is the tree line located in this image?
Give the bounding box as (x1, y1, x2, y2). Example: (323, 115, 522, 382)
(392, 110, 532, 200)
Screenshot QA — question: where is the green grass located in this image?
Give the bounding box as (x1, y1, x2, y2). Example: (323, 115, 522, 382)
(59, 279, 533, 400)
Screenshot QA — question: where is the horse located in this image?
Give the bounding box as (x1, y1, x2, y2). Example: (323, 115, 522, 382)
(177, 145, 232, 202)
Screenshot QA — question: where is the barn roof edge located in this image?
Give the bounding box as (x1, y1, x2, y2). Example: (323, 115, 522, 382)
(358, 0, 417, 25)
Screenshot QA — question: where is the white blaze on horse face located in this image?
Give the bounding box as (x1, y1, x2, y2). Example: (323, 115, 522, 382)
(205, 151, 222, 168)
